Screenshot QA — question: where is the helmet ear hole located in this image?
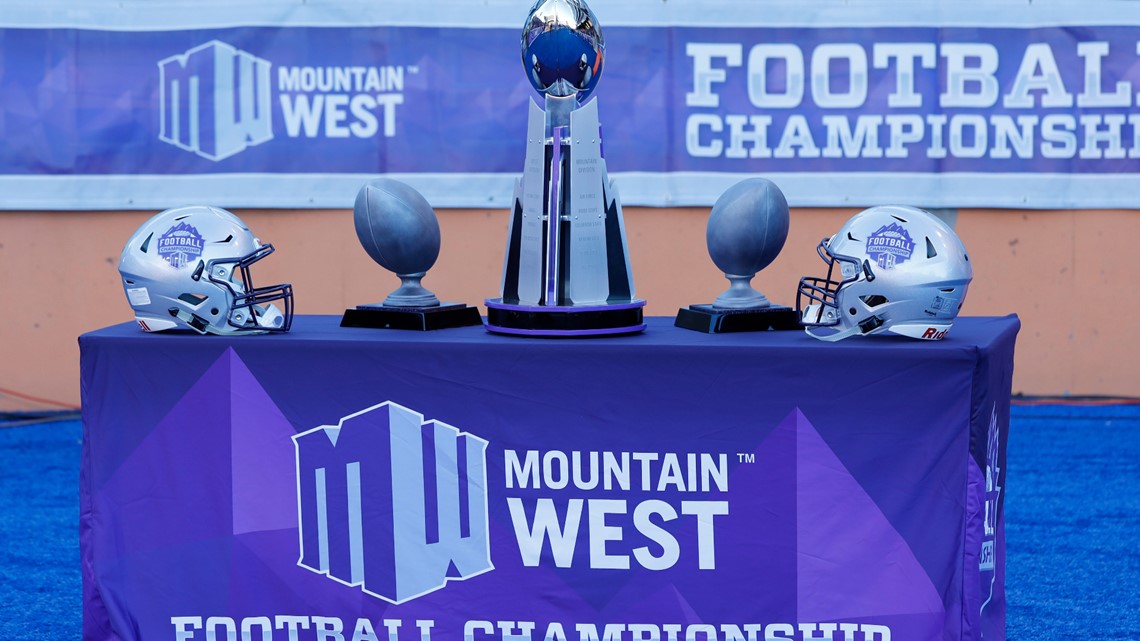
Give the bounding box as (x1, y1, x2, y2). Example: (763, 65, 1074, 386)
(860, 295, 889, 308)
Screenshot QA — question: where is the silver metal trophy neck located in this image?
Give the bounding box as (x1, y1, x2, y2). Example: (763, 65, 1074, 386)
(545, 94, 576, 134)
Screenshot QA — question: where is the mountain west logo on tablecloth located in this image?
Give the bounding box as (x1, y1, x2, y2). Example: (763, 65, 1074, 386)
(866, 222, 915, 269)
(980, 404, 1002, 613)
(292, 402, 493, 604)
(158, 40, 274, 161)
(157, 222, 204, 268)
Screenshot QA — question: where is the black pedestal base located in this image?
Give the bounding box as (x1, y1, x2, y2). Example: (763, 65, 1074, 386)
(341, 303, 482, 331)
(675, 304, 800, 333)
(485, 299, 646, 337)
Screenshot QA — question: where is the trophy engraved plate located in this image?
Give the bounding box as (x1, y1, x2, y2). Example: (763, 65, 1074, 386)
(486, 0, 645, 337)
(568, 100, 609, 304)
(517, 100, 548, 305)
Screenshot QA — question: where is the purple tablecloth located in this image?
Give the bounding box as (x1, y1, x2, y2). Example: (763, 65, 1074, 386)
(79, 315, 1018, 641)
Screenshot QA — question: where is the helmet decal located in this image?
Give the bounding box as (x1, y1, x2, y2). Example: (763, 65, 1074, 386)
(157, 222, 204, 268)
(926, 294, 958, 315)
(866, 222, 915, 270)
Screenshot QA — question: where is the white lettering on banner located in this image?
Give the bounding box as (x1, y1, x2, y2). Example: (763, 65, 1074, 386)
(684, 38, 1140, 160)
(685, 111, 1140, 160)
(774, 115, 820, 158)
(278, 66, 404, 93)
(873, 43, 936, 108)
(279, 94, 404, 139)
(686, 43, 742, 108)
(747, 44, 804, 109)
(504, 450, 728, 492)
(1076, 42, 1131, 107)
(724, 115, 773, 159)
(503, 449, 730, 571)
(505, 498, 729, 570)
(821, 115, 883, 158)
(172, 617, 894, 641)
(811, 44, 868, 109)
(278, 66, 406, 139)
(940, 43, 1000, 108)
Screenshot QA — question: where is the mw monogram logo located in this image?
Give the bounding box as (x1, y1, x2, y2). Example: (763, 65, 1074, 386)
(158, 40, 274, 161)
(292, 402, 493, 603)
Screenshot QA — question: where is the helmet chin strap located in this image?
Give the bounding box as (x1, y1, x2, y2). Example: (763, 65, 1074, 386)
(252, 303, 286, 330)
(168, 308, 214, 335)
(801, 303, 865, 342)
(169, 305, 282, 335)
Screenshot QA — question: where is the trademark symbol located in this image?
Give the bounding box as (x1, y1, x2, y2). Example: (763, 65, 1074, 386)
(407, 65, 420, 74)
(737, 453, 755, 463)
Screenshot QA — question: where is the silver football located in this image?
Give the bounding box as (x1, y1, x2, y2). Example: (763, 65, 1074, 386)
(353, 178, 441, 277)
(522, 0, 605, 102)
(707, 177, 790, 277)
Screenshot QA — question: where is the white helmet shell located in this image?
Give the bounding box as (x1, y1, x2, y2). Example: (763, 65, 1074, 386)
(797, 205, 972, 341)
(118, 206, 293, 335)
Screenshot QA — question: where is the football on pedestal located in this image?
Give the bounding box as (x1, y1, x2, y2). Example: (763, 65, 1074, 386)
(341, 178, 482, 331)
(675, 178, 799, 333)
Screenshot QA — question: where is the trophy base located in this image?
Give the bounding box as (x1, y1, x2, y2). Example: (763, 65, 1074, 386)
(341, 303, 483, 331)
(675, 304, 800, 333)
(485, 299, 646, 337)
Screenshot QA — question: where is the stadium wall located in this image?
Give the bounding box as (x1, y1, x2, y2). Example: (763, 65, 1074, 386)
(0, 207, 1135, 408)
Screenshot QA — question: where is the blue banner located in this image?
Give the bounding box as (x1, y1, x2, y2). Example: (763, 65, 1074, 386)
(3, 2, 1140, 209)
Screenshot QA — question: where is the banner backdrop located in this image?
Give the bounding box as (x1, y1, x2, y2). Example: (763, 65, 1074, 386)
(3, 1, 1140, 209)
(79, 315, 1019, 641)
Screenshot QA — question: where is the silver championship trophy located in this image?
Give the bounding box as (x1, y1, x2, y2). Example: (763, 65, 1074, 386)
(341, 178, 482, 331)
(675, 178, 799, 333)
(485, 0, 644, 337)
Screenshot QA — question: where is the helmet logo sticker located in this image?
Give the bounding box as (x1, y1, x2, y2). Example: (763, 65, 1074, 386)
(925, 294, 957, 316)
(157, 222, 204, 268)
(866, 223, 915, 270)
(126, 286, 152, 306)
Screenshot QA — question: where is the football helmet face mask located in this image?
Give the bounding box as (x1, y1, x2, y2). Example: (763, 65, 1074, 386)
(797, 205, 972, 341)
(118, 206, 294, 335)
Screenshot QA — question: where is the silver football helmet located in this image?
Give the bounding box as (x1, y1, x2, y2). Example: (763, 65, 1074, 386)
(797, 205, 972, 341)
(118, 206, 293, 335)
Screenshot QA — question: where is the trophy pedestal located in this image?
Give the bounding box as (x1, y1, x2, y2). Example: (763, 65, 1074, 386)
(341, 303, 482, 331)
(675, 304, 799, 334)
(485, 299, 646, 337)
